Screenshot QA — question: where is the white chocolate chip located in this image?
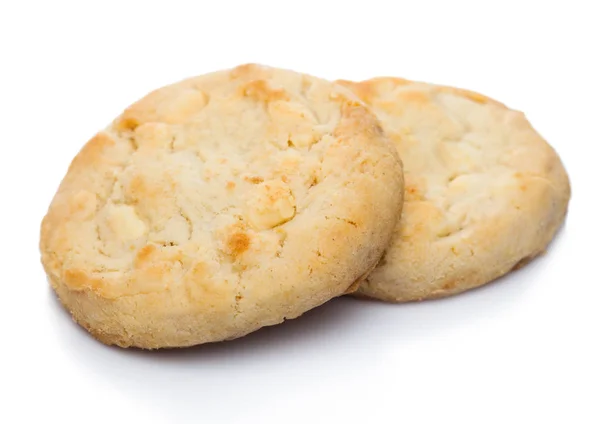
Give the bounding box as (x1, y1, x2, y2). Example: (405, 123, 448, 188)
(247, 180, 296, 230)
(106, 204, 147, 241)
(134, 122, 173, 149)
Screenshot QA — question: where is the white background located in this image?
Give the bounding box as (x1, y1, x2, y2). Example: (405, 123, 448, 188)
(1, 1, 598, 423)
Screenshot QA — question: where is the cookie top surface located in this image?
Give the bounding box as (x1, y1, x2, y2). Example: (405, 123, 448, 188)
(40, 65, 404, 347)
(338, 77, 570, 302)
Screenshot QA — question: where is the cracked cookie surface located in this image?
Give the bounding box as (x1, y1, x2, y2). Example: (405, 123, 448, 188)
(40, 64, 404, 348)
(338, 77, 570, 302)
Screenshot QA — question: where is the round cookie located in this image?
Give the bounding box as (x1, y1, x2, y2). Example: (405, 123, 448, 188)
(337, 77, 570, 302)
(40, 64, 404, 348)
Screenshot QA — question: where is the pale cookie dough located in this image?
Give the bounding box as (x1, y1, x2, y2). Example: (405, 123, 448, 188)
(338, 77, 570, 302)
(40, 65, 404, 348)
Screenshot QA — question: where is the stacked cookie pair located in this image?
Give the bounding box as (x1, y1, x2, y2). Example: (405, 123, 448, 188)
(40, 64, 570, 349)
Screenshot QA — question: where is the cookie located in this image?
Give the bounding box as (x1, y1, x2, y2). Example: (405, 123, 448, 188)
(40, 65, 404, 348)
(337, 77, 570, 302)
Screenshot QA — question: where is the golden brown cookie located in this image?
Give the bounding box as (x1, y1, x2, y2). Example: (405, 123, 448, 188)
(338, 77, 570, 302)
(40, 65, 404, 348)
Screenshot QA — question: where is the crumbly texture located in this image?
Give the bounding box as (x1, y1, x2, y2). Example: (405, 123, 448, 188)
(40, 65, 404, 348)
(337, 77, 570, 302)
